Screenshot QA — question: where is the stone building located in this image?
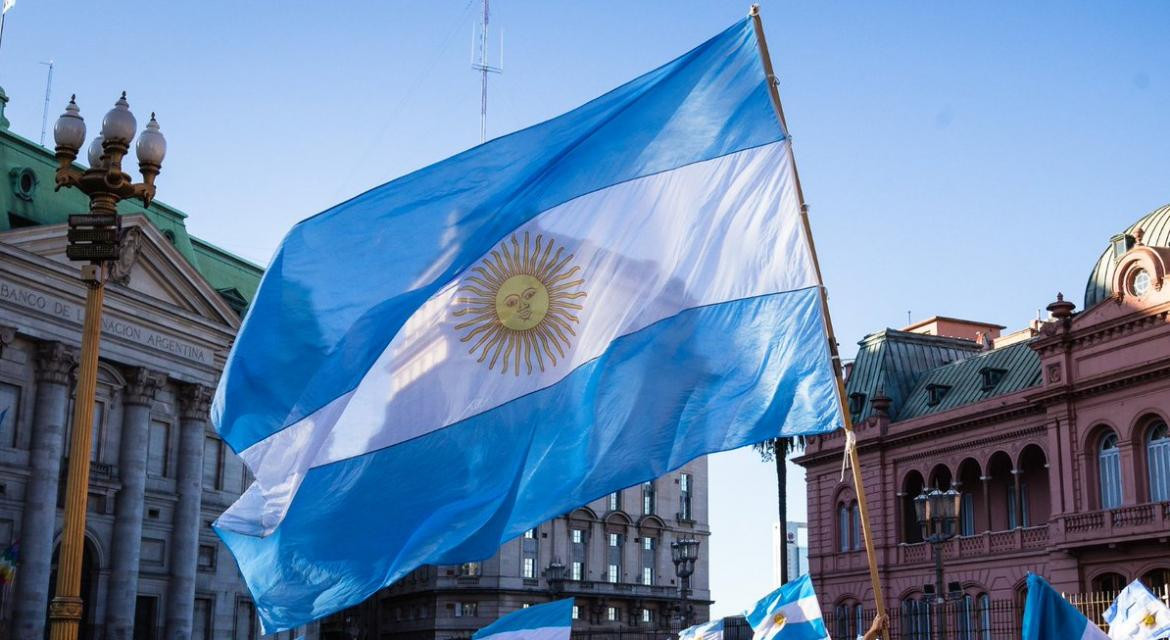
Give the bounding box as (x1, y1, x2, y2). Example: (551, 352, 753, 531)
(0, 89, 274, 639)
(323, 462, 711, 640)
(796, 203, 1170, 637)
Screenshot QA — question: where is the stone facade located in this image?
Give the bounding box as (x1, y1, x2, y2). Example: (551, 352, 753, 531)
(795, 203, 1170, 637)
(324, 460, 711, 640)
(0, 103, 302, 639)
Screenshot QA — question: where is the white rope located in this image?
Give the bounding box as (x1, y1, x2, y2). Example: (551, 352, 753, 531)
(840, 429, 857, 482)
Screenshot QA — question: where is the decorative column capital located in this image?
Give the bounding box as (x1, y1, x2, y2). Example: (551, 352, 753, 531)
(34, 341, 78, 384)
(0, 324, 14, 356)
(123, 367, 165, 406)
(177, 383, 213, 421)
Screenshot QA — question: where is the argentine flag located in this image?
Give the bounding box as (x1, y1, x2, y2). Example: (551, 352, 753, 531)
(745, 575, 830, 640)
(1022, 574, 1109, 640)
(214, 13, 841, 631)
(473, 599, 573, 640)
(680, 619, 725, 640)
(1103, 580, 1170, 640)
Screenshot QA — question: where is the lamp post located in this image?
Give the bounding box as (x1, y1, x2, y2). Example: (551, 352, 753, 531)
(544, 560, 567, 598)
(914, 488, 961, 640)
(49, 92, 165, 640)
(670, 538, 700, 629)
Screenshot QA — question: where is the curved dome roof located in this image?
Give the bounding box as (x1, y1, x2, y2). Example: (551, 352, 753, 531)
(1084, 203, 1170, 308)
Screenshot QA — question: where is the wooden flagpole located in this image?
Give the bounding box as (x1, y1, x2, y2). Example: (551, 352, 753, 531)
(748, 5, 889, 635)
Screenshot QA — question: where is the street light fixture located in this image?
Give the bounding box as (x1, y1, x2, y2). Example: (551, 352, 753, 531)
(913, 488, 961, 640)
(544, 560, 567, 598)
(49, 92, 165, 640)
(670, 538, 700, 628)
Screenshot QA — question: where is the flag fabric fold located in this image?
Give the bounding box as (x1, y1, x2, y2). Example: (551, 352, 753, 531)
(472, 599, 573, 640)
(680, 618, 725, 640)
(1103, 579, 1170, 640)
(214, 15, 841, 632)
(744, 575, 830, 640)
(1022, 573, 1109, 640)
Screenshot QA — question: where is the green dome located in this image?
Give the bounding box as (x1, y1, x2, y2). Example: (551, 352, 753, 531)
(1084, 203, 1170, 308)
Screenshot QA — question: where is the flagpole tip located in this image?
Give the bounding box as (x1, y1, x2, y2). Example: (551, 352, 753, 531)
(749, 4, 760, 17)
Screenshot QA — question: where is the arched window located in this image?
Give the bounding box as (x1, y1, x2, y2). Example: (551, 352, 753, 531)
(1141, 568, 1170, 596)
(1091, 572, 1126, 594)
(957, 594, 974, 640)
(834, 604, 849, 639)
(901, 598, 930, 640)
(1099, 432, 1123, 509)
(851, 501, 862, 550)
(1148, 421, 1170, 502)
(838, 504, 850, 553)
(854, 603, 864, 639)
(978, 593, 992, 640)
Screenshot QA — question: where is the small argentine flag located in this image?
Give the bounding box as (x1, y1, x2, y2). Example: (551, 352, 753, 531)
(745, 575, 829, 640)
(1022, 573, 1109, 640)
(680, 619, 724, 640)
(1103, 579, 1170, 640)
(472, 599, 573, 640)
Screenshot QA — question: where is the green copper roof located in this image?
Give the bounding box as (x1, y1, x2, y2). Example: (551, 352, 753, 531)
(844, 329, 984, 422)
(1084, 202, 1170, 309)
(0, 123, 262, 311)
(896, 340, 1041, 421)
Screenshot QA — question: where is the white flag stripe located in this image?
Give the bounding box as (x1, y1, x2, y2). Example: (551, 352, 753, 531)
(225, 140, 811, 534)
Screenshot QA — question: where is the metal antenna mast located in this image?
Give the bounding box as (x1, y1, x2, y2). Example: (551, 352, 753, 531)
(39, 59, 53, 146)
(470, 0, 502, 143)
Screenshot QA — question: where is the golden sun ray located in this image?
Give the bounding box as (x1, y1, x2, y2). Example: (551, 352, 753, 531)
(454, 232, 587, 375)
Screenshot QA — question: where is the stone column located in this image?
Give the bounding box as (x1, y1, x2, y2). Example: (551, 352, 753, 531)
(165, 383, 212, 640)
(1011, 469, 1023, 528)
(106, 367, 164, 640)
(12, 341, 77, 640)
(979, 475, 991, 532)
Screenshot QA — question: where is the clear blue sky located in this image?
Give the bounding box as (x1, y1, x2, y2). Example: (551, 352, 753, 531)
(3, 0, 1168, 619)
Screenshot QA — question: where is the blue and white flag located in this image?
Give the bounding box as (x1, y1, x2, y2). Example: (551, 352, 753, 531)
(744, 575, 830, 640)
(680, 619, 724, 640)
(214, 14, 840, 631)
(1022, 574, 1109, 640)
(473, 599, 573, 640)
(1104, 580, 1170, 640)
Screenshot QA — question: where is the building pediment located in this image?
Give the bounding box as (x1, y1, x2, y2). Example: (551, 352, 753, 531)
(0, 214, 240, 328)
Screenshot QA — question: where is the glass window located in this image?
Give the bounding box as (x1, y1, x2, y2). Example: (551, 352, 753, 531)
(1148, 422, 1170, 502)
(642, 608, 652, 623)
(641, 536, 654, 586)
(572, 605, 579, 620)
(571, 529, 583, 544)
(1132, 269, 1152, 296)
(642, 481, 655, 515)
(958, 594, 974, 640)
(192, 597, 213, 640)
(960, 492, 975, 536)
(523, 528, 536, 539)
(854, 604, 864, 639)
(522, 557, 535, 578)
(607, 607, 617, 622)
(978, 594, 992, 640)
(838, 505, 850, 553)
(234, 599, 258, 640)
(570, 561, 583, 581)
(608, 491, 621, 511)
(0, 382, 19, 448)
(203, 436, 223, 490)
(1099, 432, 1123, 509)
(851, 502, 862, 550)
(834, 605, 848, 639)
(679, 473, 692, 520)
(147, 420, 170, 477)
(459, 562, 481, 577)
(455, 602, 478, 618)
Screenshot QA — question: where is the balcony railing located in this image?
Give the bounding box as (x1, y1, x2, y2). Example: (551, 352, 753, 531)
(895, 525, 1050, 564)
(1058, 502, 1170, 545)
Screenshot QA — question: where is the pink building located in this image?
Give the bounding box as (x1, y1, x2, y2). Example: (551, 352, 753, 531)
(796, 203, 1170, 637)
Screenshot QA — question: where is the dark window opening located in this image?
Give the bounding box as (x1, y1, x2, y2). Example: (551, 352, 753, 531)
(926, 384, 952, 406)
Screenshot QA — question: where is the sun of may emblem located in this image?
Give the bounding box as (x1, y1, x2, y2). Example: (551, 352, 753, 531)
(453, 232, 587, 375)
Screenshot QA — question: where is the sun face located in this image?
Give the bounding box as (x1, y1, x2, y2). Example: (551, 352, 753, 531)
(454, 232, 586, 375)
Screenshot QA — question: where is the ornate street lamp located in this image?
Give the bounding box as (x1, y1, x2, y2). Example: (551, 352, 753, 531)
(914, 488, 961, 640)
(49, 93, 165, 640)
(670, 538, 700, 628)
(544, 560, 567, 598)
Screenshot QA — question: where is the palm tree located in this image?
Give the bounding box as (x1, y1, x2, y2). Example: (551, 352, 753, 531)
(754, 436, 805, 585)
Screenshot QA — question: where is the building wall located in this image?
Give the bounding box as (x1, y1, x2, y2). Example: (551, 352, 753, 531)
(329, 458, 711, 640)
(796, 268, 1170, 626)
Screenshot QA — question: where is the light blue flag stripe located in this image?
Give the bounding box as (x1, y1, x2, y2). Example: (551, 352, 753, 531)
(1022, 574, 1109, 640)
(218, 288, 839, 630)
(213, 17, 783, 453)
(473, 599, 574, 640)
